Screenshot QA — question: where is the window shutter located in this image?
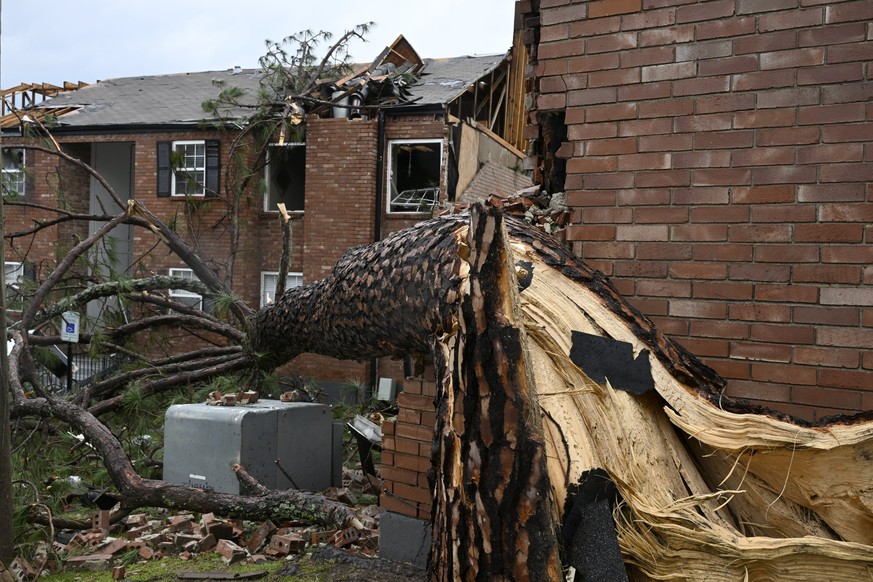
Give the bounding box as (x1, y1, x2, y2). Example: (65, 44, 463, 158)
(24, 170, 35, 197)
(205, 140, 220, 197)
(24, 150, 34, 197)
(157, 141, 171, 197)
(23, 262, 36, 282)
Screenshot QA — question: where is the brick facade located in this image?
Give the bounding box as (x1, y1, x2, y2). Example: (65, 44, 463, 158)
(520, 0, 873, 420)
(379, 378, 437, 521)
(5, 112, 451, 385)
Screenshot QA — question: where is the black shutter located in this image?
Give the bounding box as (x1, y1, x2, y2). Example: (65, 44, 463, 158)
(157, 141, 171, 197)
(205, 140, 220, 197)
(24, 150, 35, 197)
(23, 261, 36, 282)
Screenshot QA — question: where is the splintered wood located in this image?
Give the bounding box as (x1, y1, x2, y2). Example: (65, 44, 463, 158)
(429, 206, 872, 581)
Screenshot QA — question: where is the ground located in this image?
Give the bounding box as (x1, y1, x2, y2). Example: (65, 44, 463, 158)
(39, 545, 425, 581)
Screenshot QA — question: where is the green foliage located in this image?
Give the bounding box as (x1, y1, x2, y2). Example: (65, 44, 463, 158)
(209, 289, 241, 319)
(31, 345, 65, 371)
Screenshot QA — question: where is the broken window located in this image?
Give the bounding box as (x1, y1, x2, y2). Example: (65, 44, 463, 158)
(2, 148, 25, 197)
(168, 268, 203, 310)
(264, 143, 305, 212)
(260, 271, 303, 307)
(387, 139, 442, 214)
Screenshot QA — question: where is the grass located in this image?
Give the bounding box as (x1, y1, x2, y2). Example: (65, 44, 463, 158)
(40, 550, 341, 581)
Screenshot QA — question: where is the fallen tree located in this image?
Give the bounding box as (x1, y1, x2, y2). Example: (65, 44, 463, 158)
(6, 200, 872, 578)
(250, 204, 872, 580)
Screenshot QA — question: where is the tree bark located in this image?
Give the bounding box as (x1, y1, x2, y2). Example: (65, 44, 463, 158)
(249, 213, 469, 369)
(7, 199, 871, 579)
(429, 207, 561, 581)
(246, 204, 872, 580)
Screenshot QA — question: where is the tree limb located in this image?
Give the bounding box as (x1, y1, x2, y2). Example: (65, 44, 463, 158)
(11, 396, 356, 528)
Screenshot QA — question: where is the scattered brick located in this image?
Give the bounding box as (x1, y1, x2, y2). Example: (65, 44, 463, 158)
(99, 538, 128, 555)
(201, 514, 234, 540)
(66, 553, 113, 571)
(125, 513, 148, 527)
(10, 557, 37, 582)
(214, 539, 248, 565)
(91, 510, 111, 533)
(269, 533, 307, 555)
(198, 533, 217, 551)
(245, 521, 276, 553)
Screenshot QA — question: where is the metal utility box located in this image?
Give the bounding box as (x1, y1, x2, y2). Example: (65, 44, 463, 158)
(163, 400, 335, 494)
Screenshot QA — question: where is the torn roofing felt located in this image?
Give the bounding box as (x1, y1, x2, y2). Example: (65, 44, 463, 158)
(569, 331, 654, 395)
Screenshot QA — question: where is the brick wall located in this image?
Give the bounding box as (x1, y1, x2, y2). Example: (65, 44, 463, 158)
(522, 0, 873, 420)
(6, 111, 453, 386)
(380, 379, 437, 521)
(3, 138, 92, 280)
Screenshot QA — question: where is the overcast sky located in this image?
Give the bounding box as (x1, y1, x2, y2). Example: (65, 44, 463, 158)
(1, 0, 515, 87)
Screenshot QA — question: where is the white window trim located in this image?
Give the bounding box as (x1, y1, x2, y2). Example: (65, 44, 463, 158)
(171, 140, 206, 197)
(168, 267, 203, 309)
(2, 148, 25, 197)
(5, 261, 23, 289)
(386, 138, 443, 215)
(263, 142, 305, 213)
(261, 271, 303, 308)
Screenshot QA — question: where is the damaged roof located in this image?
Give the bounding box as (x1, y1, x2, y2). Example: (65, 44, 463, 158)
(25, 53, 507, 130)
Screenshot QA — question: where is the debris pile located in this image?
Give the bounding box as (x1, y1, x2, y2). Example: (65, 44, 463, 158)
(485, 186, 570, 235)
(205, 390, 259, 406)
(12, 475, 381, 579)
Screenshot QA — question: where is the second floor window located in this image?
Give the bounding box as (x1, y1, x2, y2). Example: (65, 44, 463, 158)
(157, 140, 220, 198)
(264, 143, 305, 213)
(2, 148, 25, 197)
(172, 141, 206, 196)
(387, 139, 442, 214)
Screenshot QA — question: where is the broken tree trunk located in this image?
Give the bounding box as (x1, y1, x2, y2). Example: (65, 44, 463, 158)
(251, 204, 872, 580)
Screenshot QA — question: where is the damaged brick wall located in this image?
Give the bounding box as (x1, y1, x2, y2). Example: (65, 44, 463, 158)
(379, 379, 437, 522)
(520, 0, 873, 420)
(293, 116, 379, 382)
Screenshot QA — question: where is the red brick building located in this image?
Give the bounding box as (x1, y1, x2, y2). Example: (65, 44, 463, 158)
(518, 0, 873, 421)
(2, 38, 526, 389)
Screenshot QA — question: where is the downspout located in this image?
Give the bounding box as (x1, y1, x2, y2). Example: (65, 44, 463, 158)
(369, 107, 387, 395)
(375, 107, 385, 244)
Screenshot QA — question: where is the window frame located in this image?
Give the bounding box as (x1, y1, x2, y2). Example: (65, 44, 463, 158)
(5, 261, 24, 289)
(171, 140, 206, 197)
(2, 148, 26, 197)
(5, 260, 25, 311)
(263, 142, 306, 213)
(168, 267, 203, 310)
(386, 138, 444, 215)
(260, 271, 303, 308)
